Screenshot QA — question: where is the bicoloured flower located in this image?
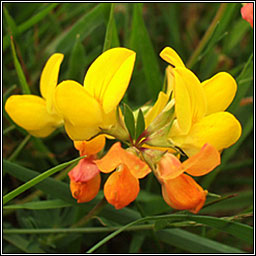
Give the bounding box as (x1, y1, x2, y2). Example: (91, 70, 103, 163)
(55, 48, 136, 141)
(5, 54, 64, 137)
(95, 142, 151, 209)
(241, 3, 253, 28)
(155, 143, 220, 213)
(159, 47, 242, 156)
(68, 135, 105, 203)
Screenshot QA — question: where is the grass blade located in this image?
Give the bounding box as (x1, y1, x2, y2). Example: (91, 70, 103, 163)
(3, 156, 83, 205)
(86, 213, 252, 252)
(10, 36, 31, 94)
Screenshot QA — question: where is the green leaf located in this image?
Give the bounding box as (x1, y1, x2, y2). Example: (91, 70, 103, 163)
(157, 228, 244, 253)
(3, 199, 73, 210)
(129, 3, 162, 100)
(123, 103, 136, 140)
(103, 3, 119, 52)
(67, 34, 87, 82)
(46, 3, 110, 54)
(228, 53, 253, 113)
(10, 37, 31, 94)
(135, 109, 145, 140)
(223, 19, 251, 53)
(3, 157, 83, 205)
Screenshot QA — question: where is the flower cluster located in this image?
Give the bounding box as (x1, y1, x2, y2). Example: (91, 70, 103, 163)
(5, 46, 242, 213)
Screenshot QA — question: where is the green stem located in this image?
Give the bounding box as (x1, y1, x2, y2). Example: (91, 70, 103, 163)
(8, 134, 31, 161)
(186, 3, 227, 68)
(3, 125, 16, 135)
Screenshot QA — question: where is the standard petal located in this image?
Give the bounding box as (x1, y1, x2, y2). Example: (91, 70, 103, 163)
(182, 144, 221, 177)
(145, 91, 169, 128)
(159, 47, 185, 68)
(40, 53, 64, 113)
(202, 72, 237, 115)
(156, 153, 183, 181)
(70, 173, 101, 203)
(84, 47, 136, 114)
(174, 68, 207, 125)
(55, 80, 103, 140)
(172, 112, 242, 156)
(103, 165, 140, 209)
(74, 135, 105, 156)
(5, 95, 61, 137)
(162, 174, 207, 213)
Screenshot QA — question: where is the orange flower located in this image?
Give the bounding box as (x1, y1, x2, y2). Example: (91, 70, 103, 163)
(95, 142, 151, 209)
(156, 144, 220, 213)
(241, 3, 253, 28)
(68, 136, 105, 203)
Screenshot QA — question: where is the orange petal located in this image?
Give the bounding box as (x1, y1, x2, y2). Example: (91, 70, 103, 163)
(94, 142, 123, 173)
(95, 142, 151, 178)
(121, 150, 151, 179)
(162, 174, 207, 213)
(182, 144, 221, 177)
(156, 153, 183, 181)
(104, 165, 140, 209)
(70, 173, 101, 203)
(68, 158, 100, 183)
(74, 135, 105, 156)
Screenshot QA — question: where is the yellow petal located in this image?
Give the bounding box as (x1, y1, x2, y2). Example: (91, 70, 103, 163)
(166, 66, 174, 97)
(84, 47, 136, 114)
(172, 68, 192, 134)
(202, 72, 237, 115)
(182, 144, 221, 177)
(159, 47, 185, 68)
(5, 95, 61, 137)
(104, 164, 140, 209)
(172, 112, 242, 156)
(144, 91, 169, 128)
(174, 68, 207, 125)
(55, 80, 103, 140)
(40, 53, 64, 114)
(162, 174, 207, 213)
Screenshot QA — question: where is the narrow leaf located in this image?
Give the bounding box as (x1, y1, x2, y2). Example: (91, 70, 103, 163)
(135, 109, 145, 140)
(3, 159, 75, 203)
(123, 103, 136, 140)
(103, 3, 118, 52)
(129, 3, 162, 100)
(3, 199, 73, 210)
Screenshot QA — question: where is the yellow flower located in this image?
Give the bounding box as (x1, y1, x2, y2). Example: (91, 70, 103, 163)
(158, 47, 242, 156)
(5, 54, 64, 137)
(55, 47, 136, 141)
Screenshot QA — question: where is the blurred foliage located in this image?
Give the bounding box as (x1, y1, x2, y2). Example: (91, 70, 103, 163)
(2, 3, 253, 254)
